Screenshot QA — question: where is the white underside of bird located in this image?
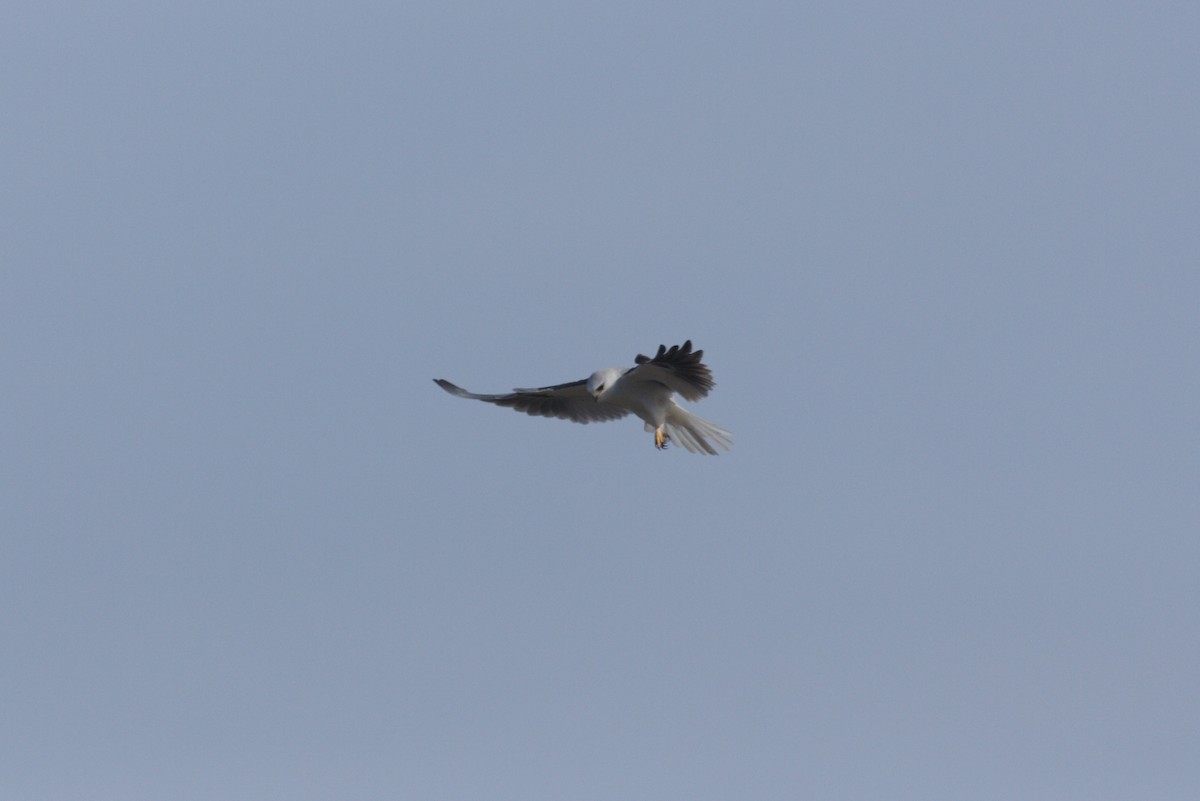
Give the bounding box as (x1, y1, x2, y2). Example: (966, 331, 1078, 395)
(583, 366, 732, 454)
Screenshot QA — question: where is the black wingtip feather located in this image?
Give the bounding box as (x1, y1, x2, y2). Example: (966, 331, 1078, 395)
(630, 340, 715, 400)
(434, 378, 471, 398)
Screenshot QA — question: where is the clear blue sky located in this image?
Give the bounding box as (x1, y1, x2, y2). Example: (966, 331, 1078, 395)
(3, 2, 1197, 799)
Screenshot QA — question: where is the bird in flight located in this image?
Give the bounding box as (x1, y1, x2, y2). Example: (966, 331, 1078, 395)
(434, 340, 732, 454)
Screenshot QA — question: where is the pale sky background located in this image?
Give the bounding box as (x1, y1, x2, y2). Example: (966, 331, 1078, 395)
(3, 2, 1198, 799)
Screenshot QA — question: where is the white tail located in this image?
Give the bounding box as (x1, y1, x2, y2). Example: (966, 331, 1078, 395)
(660, 402, 733, 455)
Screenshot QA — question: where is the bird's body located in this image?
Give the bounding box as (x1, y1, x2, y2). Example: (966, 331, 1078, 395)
(587, 366, 667, 424)
(435, 341, 732, 454)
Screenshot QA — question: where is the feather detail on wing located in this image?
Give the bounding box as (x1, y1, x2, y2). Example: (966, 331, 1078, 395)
(433, 378, 630, 424)
(627, 340, 715, 402)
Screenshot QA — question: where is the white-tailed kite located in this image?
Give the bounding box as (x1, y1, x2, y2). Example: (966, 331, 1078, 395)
(434, 340, 732, 454)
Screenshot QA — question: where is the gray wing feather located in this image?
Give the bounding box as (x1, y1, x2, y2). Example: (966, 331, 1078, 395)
(434, 378, 630, 424)
(624, 340, 715, 402)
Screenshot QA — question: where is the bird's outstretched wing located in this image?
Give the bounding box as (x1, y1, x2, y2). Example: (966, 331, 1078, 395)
(622, 340, 715, 402)
(433, 378, 631, 424)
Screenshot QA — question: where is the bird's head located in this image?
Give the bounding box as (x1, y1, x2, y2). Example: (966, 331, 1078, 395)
(587, 368, 622, 401)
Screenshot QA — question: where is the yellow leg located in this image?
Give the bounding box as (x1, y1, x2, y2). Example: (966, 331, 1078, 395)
(654, 427, 669, 449)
